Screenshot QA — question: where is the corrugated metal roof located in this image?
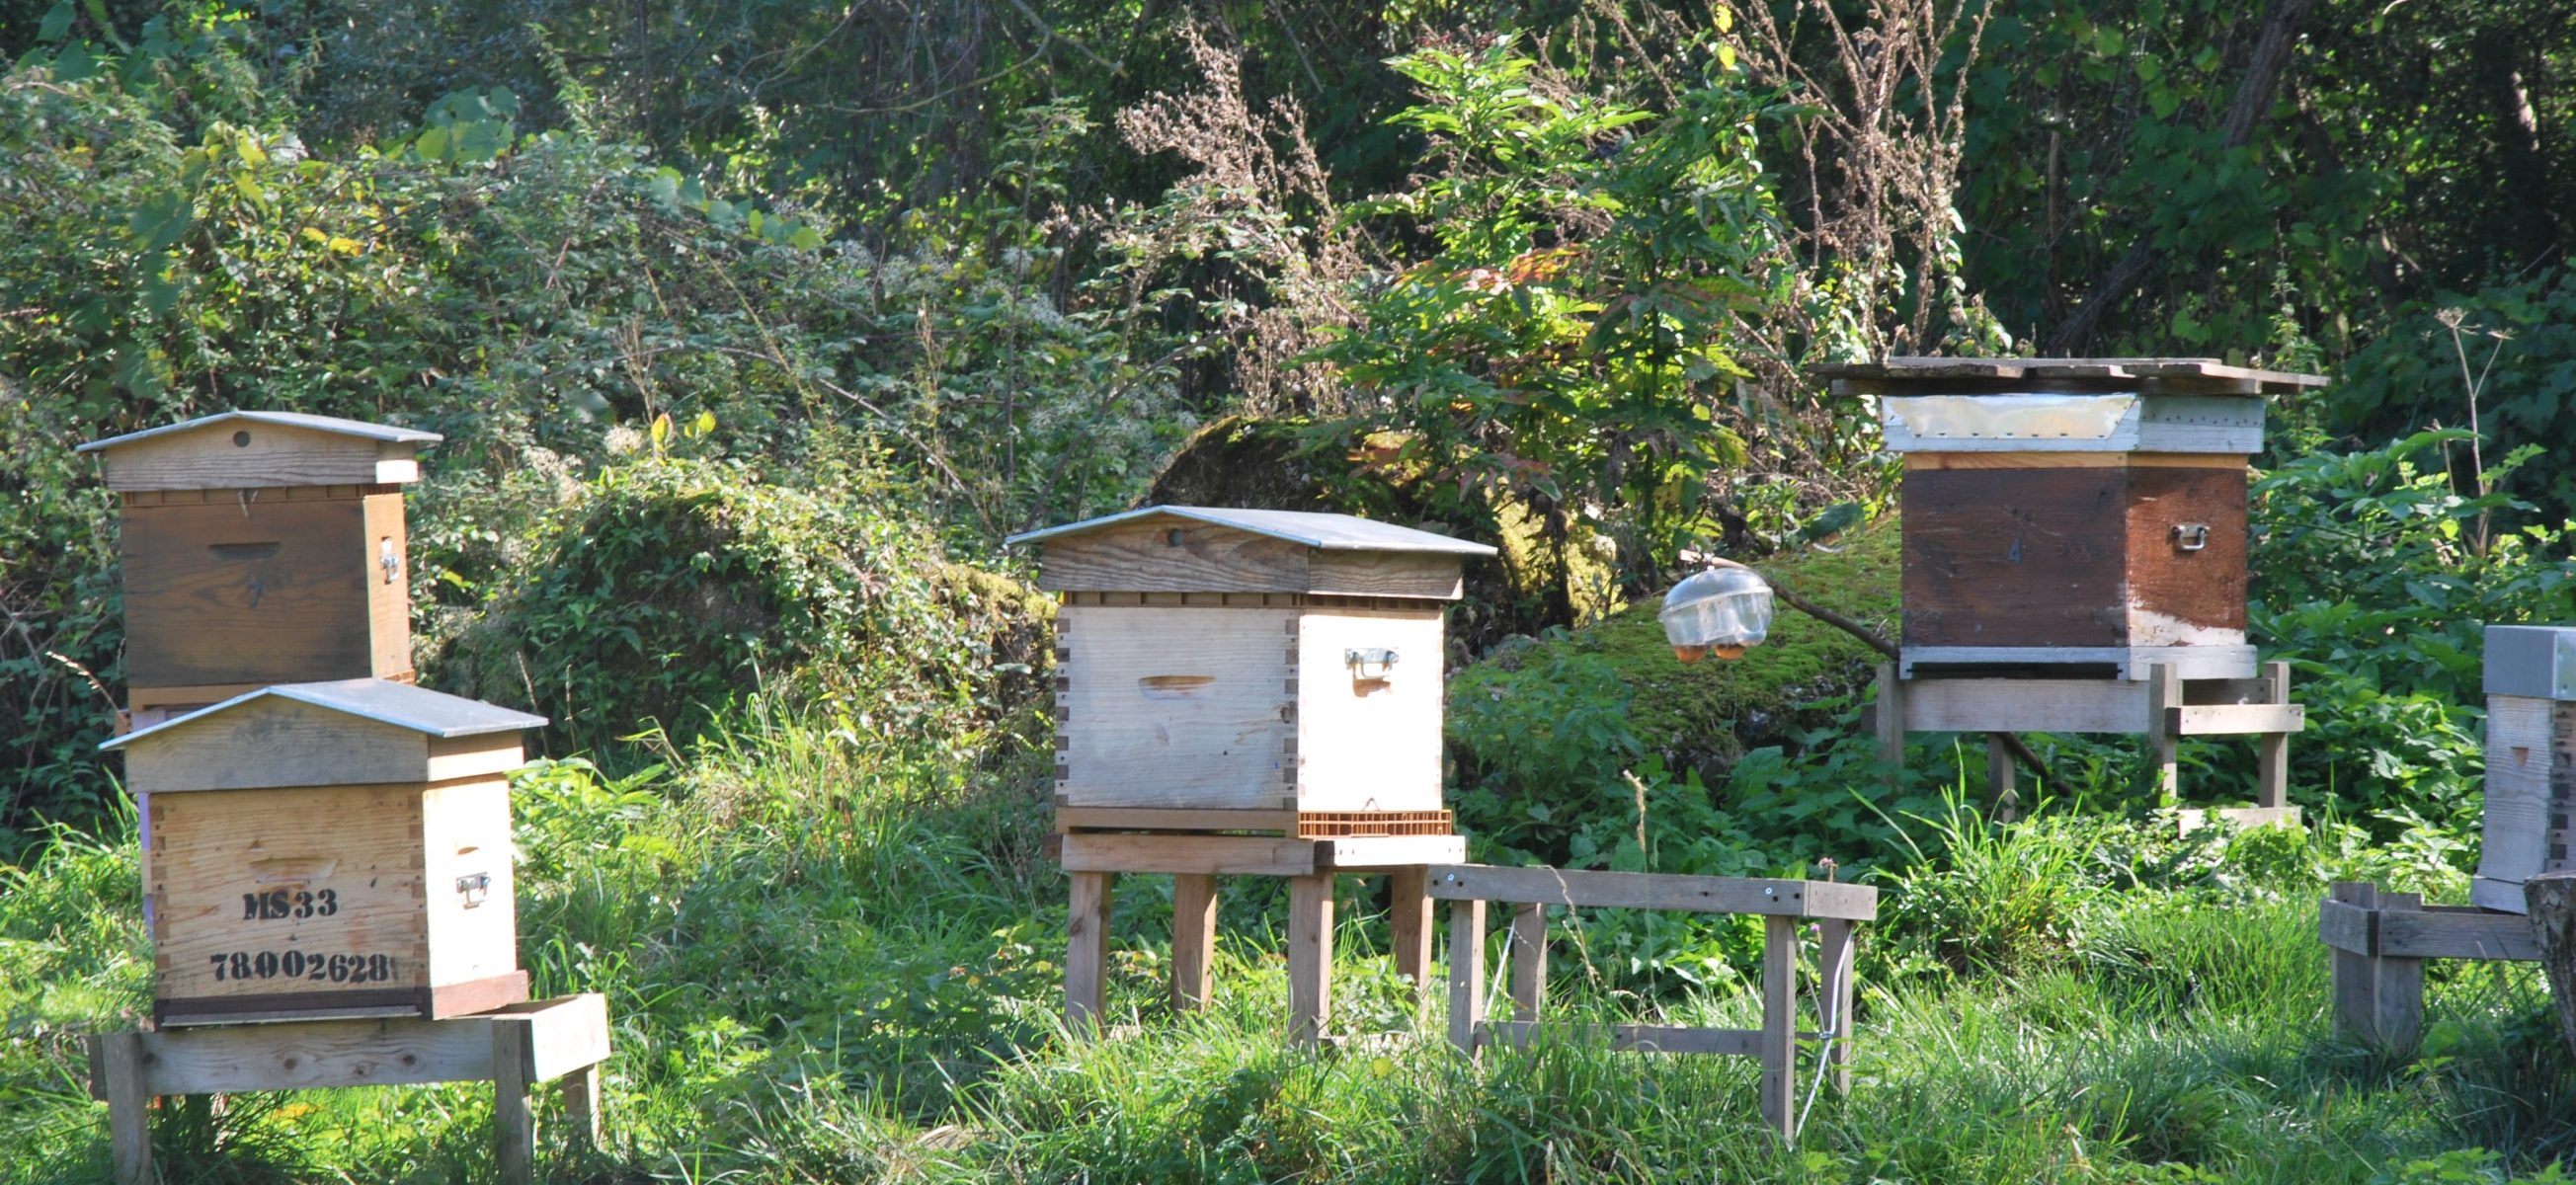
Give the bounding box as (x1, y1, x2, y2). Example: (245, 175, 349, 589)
(78, 410, 443, 453)
(103, 679, 546, 750)
(1006, 506, 1497, 555)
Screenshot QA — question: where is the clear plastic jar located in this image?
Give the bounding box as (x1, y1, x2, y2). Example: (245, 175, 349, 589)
(1659, 564, 1774, 662)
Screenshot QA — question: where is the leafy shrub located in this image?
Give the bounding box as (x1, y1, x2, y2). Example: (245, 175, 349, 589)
(436, 454, 1047, 752)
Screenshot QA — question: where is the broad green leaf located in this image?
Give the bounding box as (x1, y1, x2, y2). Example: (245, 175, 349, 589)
(128, 192, 193, 252)
(38, 1, 73, 41)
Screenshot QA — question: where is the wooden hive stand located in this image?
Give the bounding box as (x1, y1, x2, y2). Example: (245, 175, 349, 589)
(1872, 660, 2304, 825)
(1429, 865, 1878, 1141)
(87, 992, 611, 1185)
(2317, 883, 2537, 1053)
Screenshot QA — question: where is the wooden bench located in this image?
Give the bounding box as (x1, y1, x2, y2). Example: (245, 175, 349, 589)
(1427, 865, 1877, 1140)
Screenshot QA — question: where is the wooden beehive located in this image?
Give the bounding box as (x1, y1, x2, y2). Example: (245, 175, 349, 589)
(77, 411, 441, 721)
(2472, 625, 2576, 913)
(1009, 507, 1495, 829)
(100, 679, 544, 1026)
(1816, 357, 2326, 680)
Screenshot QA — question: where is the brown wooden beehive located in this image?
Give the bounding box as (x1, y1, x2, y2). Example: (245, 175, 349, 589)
(1009, 507, 1495, 830)
(2472, 625, 2576, 913)
(101, 679, 543, 1026)
(1816, 357, 2327, 680)
(77, 411, 441, 721)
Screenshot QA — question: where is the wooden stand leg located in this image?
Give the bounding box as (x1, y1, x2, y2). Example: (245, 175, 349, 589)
(2328, 882, 2426, 1053)
(1507, 904, 1547, 1020)
(1067, 871, 1115, 1033)
(1983, 734, 2019, 823)
(491, 1020, 535, 1185)
(1388, 866, 1434, 1021)
(1817, 918, 1856, 1095)
(1170, 873, 1219, 1012)
(1287, 873, 1334, 1047)
(1759, 915, 1800, 1140)
(1447, 900, 1487, 1055)
(94, 1032, 152, 1185)
(2146, 663, 2182, 802)
(1875, 663, 1905, 789)
(2258, 660, 2293, 810)
(559, 1063, 602, 1152)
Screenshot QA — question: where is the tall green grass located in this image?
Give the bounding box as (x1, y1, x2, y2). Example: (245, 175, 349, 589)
(5, 697, 2574, 1183)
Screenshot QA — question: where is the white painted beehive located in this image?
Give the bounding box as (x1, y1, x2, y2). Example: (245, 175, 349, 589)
(2473, 625, 2576, 913)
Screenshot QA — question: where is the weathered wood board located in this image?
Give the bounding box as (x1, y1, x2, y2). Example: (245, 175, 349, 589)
(2476, 694, 2576, 909)
(1055, 604, 1298, 810)
(1900, 467, 2129, 649)
(122, 494, 398, 689)
(121, 695, 523, 794)
(93, 421, 423, 491)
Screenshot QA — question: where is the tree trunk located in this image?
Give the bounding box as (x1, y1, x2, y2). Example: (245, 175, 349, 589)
(2524, 871, 2576, 1060)
(2045, 0, 2315, 356)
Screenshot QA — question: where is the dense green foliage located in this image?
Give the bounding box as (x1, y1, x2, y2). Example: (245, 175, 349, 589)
(8, 0, 2576, 1179)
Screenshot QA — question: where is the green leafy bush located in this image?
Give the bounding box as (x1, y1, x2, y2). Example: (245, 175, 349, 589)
(437, 454, 1047, 752)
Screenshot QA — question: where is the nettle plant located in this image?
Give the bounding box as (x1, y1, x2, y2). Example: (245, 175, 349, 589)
(1317, 37, 1797, 589)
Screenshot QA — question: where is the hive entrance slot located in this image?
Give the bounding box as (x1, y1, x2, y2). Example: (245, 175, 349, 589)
(206, 542, 282, 561)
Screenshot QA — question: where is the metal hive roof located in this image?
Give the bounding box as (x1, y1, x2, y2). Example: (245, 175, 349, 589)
(102, 679, 546, 751)
(78, 410, 443, 453)
(1811, 356, 2326, 393)
(1006, 506, 1497, 556)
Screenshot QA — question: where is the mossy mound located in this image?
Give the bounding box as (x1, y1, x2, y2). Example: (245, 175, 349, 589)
(1450, 514, 1899, 783)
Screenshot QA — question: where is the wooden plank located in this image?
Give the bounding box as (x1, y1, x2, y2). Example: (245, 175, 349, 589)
(1479, 1020, 1763, 1057)
(2134, 395, 2267, 453)
(558, 1065, 603, 1151)
(96, 1033, 153, 1185)
(1507, 904, 1547, 1020)
(425, 735, 530, 784)
(485, 993, 612, 1082)
(145, 781, 433, 1018)
(1900, 678, 2147, 734)
(1900, 645, 2256, 681)
(1058, 833, 1321, 876)
(1902, 451, 2247, 471)
(1899, 467, 2130, 649)
(421, 778, 520, 997)
(1984, 733, 2018, 821)
(122, 497, 375, 688)
(1295, 608, 1447, 813)
(1054, 605, 1298, 810)
(123, 696, 434, 793)
(2166, 703, 2304, 735)
(492, 1016, 535, 1185)
(2316, 897, 2375, 955)
(1447, 900, 1486, 1054)
(1055, 807, 1300, 833)
(362, 492, 414, 679)
(2124, 465, 2250, 644)
(1421, 865, 1878, 920)
(1388, 866, 1434, 1006)
(127, 682, 270, 710)
(1066, 871, 1113, 1032)
(96, 421, 402, 491)
(1817, 918, 1856, 1095)
(120, 1015, 498, 1092)
(1170, 873, 1218, 1011)
(2376, 908, 2542, 961)
(1286, 874, 1332, 1046)
(2371, 893, 2427, 1052)
(1874, 664, 1904, 789)
(1759, 915, 1797, 1139)
(1318, 834, 1467, 869)
(2146, 664, 2181, 800)
(1306, 550, 1465, 599)
(1037, 518, 1311, 593)
(2477, 764, 2554, 888)
(2258, 662, 2292, 808)
(2473, 877, 2532, 914)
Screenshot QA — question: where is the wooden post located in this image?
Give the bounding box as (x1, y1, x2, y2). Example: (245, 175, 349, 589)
(94, 1032, 152, 1185)
(2145, 663, 2182, 802)
(1507, 904, 1547, 1020)
(1286, 873, 1333, 1047)
(1388, 866, 1434, 1020)
(1447, 899, 1487, 1055)
(1759, 914, 1799, 1140)
(1874, 663, 1905, 789)
(2523, 871, 2576, 1060)
(558, 1063, 602, 1152)
(491, 1019, 535, 1185)
(1817, 917, 1857, 1095)
(2257, 660, 2293, 810)
(1170, 873, 1219, 1012)
(1067, 870, 1115, 1032)
(2328, 881, 2427, 1053)
(1983, 733, 2019, 823)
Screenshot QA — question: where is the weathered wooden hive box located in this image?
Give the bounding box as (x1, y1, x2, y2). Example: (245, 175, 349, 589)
(101, 679, 544, 1026)
(1009, 507, 1496, 830)
(78, 411, 440, 722)
(2473, 625, 2576, 913)
(1817, 357, 2326, 680)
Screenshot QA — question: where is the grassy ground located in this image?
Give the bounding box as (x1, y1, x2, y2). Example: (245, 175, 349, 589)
(5, 698, 2574, 1184)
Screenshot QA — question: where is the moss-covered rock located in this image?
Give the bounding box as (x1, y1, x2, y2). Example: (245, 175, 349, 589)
(1450, 514, 1899, 784)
